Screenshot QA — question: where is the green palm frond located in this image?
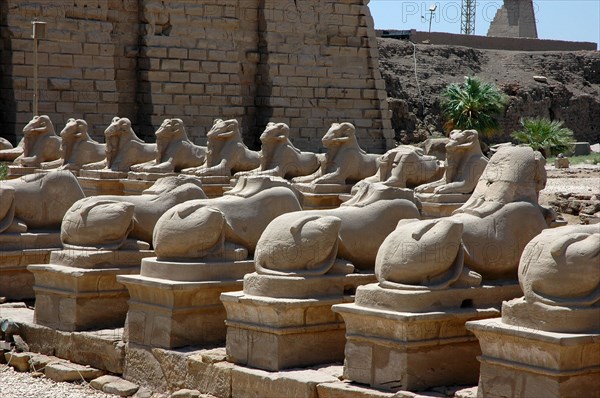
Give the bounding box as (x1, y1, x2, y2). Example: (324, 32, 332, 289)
(511, 117, 575, 156)
(441, 76, 508, 138)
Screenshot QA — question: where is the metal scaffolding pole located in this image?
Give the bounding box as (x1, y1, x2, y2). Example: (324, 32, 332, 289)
(461, 0, 476, 35)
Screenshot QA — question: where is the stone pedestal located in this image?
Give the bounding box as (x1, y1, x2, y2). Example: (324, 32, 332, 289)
(332, 282, 522, 392)
(416, 192, 471, 218)
(28, 247, 153, 331)
(78, 170, 128, 196)
(294, 183, 352, 209)
(0, 232, 61, 300)
(467, 317, 600, 398)
(7, 165, 38, 179)
(222, 271, 376, 371)
(117, 258, 255, 349)
(124, 171, 177, 194)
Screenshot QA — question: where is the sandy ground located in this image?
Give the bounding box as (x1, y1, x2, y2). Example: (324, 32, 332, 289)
(539, 163, 600, 224)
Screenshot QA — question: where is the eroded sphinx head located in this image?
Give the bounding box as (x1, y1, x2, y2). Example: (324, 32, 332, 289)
(61, 198, 135, 250)
(375, 218, 481, 290)
(519, 224, 600, 307)
(254, 214, 342, 276)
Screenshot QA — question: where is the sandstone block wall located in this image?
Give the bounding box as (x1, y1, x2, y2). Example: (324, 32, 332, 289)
(0, 0, 393, 152)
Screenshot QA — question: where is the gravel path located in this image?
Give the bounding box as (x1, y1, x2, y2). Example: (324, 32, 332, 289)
(0, 364, 115, 398)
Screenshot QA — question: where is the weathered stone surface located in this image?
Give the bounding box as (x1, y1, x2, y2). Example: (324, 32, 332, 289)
(44, 362, 105, 382)
(450, 146, 551, 280)
(573, 142, 591, 156)
(223, 283, 351, 371)
(124, 344, 233, 397)
(4, 351, 31, 372)
(230, 366, 338, 398)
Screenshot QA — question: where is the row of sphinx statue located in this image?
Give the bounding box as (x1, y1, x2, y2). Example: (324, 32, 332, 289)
(1, 112, 577, 289)
(1, 115, 485, 196)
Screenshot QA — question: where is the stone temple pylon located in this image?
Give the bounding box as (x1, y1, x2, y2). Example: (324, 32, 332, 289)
(487, 0, 538, 38)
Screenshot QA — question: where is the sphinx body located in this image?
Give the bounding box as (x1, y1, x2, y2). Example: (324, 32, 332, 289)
(292, 122, 378, 185)
(183, 119, 260, 177)
(40, 118, 105, 171)
(152, 176, 302, 260)
(0, 137, 14, 151)
(415, 129, 487, 195)
(12, 115, 62, 167)
(60, 176, 205, 247)
(82, 117, 155, 172)
(354, 145, 444, 193)
(0, 172, 85, 233)
(235, 122, 320, 179)
(131, 118, 207, 173)
(519, 224, 600, 307)
(446, 146, 552, 280)
(253, 183, 420, 271)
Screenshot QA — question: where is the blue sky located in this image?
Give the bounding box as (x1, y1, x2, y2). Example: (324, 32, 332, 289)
(369, 0, 600, 46)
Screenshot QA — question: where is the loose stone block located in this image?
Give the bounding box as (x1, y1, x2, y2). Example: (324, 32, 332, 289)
(44, 361, 105, 382)
(554, 157, 570, 168)
(29, 248, 153, 331)
(4, 352, 31, 372)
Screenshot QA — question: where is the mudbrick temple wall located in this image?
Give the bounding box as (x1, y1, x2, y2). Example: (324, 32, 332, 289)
(0, 0, 394, 152)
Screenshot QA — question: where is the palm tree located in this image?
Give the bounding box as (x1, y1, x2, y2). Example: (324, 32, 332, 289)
(511, 117, 575, 158)
(441, 76, 508, 139)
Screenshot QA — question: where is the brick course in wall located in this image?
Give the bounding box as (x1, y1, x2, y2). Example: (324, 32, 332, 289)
(0, 0, 392, 152)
